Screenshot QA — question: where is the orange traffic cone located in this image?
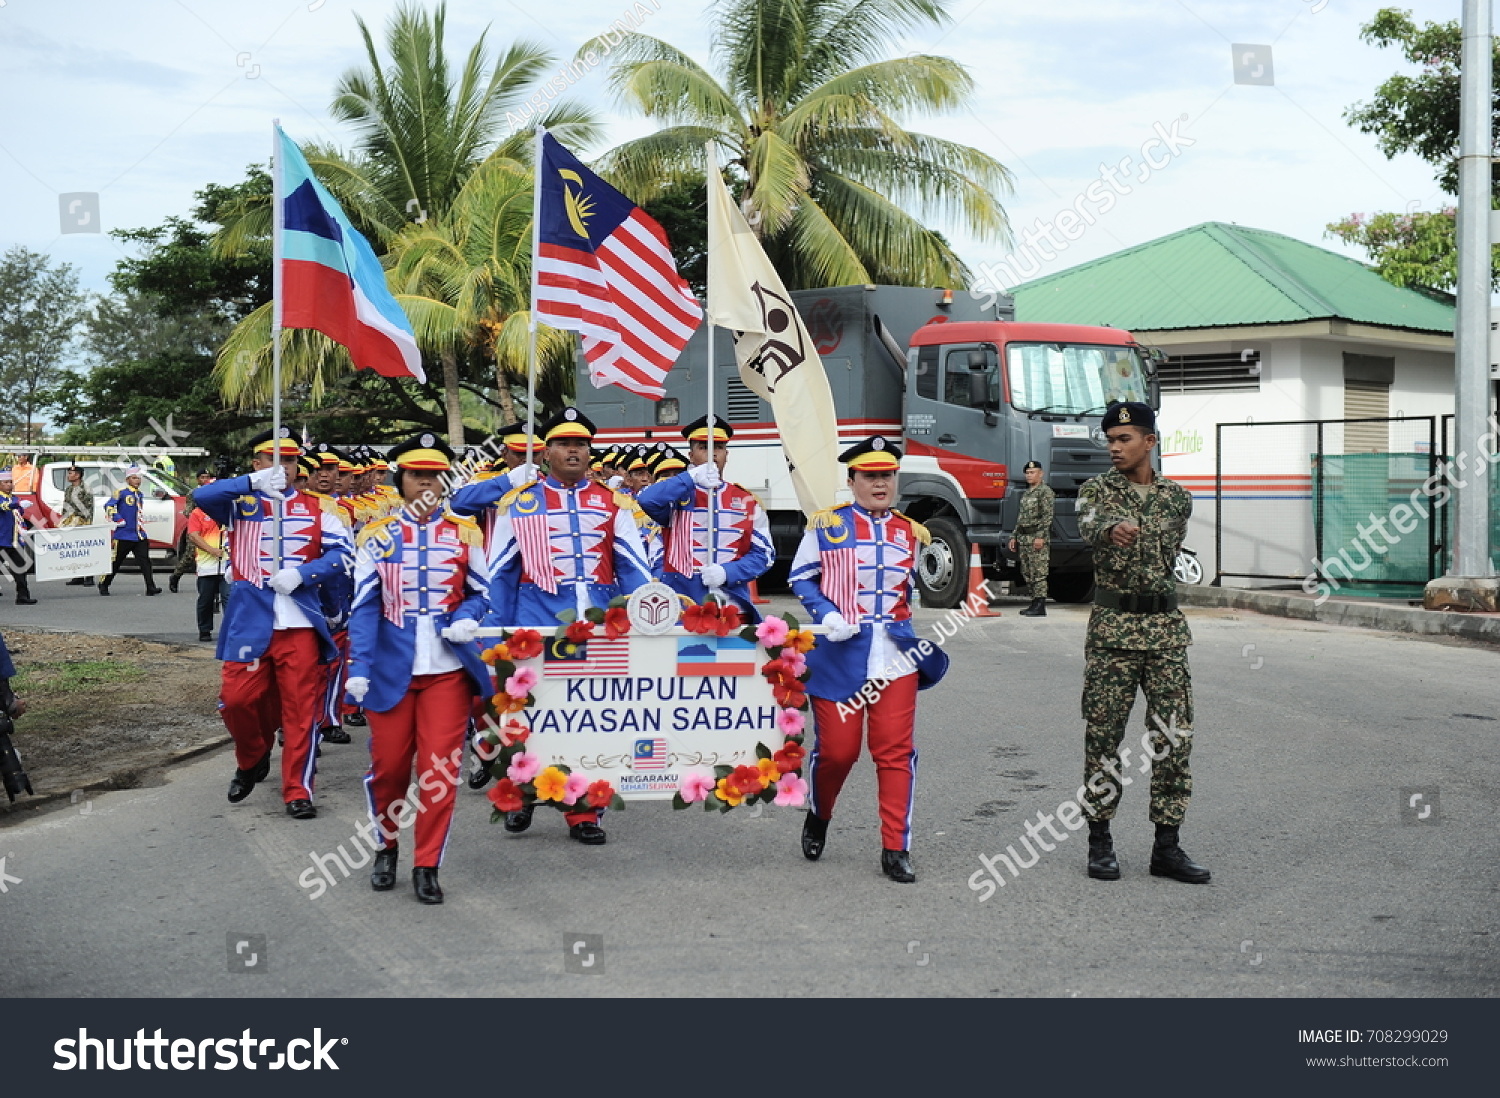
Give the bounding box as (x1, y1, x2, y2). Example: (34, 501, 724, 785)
(749, 578, 770, 604)
(964, 543, 999, 617)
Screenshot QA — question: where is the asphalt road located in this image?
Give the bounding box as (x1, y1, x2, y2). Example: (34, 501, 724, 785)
(1, 587, 1496, 998)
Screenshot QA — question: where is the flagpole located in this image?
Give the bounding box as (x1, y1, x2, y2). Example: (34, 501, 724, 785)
(703, 140, 719, 600)
(271, 118, 285, 561)
(526, 126, 545, 478)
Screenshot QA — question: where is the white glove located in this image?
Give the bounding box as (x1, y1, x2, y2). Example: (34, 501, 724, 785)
(269, 567, 303, 594)
(689, 462, 721, 489)
(248, 465, 288, 494)
(822, 611, 860, 642)
(345, 677, 370, 704)
(606, 475, 625, 490)
(700, 563, 727, 588)
(518, 463, 538, 484)
(441, 618, 480, 644)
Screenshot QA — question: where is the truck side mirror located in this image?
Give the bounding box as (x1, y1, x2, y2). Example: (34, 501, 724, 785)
(968, 372, 998, 426)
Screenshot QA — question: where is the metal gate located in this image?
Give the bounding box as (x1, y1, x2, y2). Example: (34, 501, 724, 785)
(1214, 417, 1442, 591)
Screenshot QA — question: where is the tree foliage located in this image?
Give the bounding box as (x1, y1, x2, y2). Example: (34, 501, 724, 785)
(0, 247, 87, 445)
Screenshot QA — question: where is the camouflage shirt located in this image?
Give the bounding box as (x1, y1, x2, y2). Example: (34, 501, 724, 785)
(1013, 483, 1056, 540)
(1077, 467, 1192, 650)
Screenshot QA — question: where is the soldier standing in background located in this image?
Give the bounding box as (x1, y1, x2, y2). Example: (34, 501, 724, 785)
(61, 466, 96, 588)
(1076, 401, 1209, 885)
(1011, 460, 1055, 618)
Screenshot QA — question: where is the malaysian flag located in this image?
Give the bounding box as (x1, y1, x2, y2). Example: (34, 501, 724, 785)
(633, 738, 669, 770)
(543, 636, 632, 677)
(532, 132, 702, 399)
(821, 545, 860, 623)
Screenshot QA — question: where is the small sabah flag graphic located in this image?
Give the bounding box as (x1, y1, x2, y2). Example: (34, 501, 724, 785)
(633, 738, 669, 770)
(543, 636, 631, 677)
(676, 635, 757, 676)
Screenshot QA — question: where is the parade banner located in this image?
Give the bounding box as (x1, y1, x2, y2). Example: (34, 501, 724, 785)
(28, 524, 112, 581)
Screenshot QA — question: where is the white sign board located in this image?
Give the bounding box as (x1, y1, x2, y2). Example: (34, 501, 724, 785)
(28, 524, 113, 581)
(512, 630, 782, 801)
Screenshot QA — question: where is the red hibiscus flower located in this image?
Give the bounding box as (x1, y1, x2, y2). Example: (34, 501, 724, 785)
(774, 684, 807, 710)
(681, 602, 719, 635)
(507, 629, 544, 661)
(565, 619, 596, 643)
(773, 742, 807, 773)
(727, 764, 766, 798)
(715, 603, 743, 636)
(762, 657, 788, 682)
(499, 721, 530, 747)
(603, 606, 630, 639)
(487, 778, 525, 813)
(585, 779, 616, 809)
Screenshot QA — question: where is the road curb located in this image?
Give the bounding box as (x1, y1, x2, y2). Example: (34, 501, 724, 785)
(0, 735, 232, 820)
(1178, 584, 1500, 641)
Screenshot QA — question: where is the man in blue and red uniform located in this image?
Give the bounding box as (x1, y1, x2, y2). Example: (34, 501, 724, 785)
(637, 414, 773, 621)
(100, 466, 161, 597)
(344, 434, 490, 905)
(194, 427, 353, 820)
(789, 436, 949, 883)
(303, 444, 356, 747)
(483, 406, 653, 844)
(0, 470, 36, 605)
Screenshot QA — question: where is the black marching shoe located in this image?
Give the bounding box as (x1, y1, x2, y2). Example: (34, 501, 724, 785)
(320, 725, 352, 745)
(1150, 824, 1211, 883)
(15, 595, 36, 606)
(145, 586, 162, 596)
(568, 820, 607, 845)
(226, 752, 272, 803)
(503, 803, 535, 833)
(468, 755, 494, 790)
(801, 811, 829, 861)
(98, 582, 111, 595)
(345, 709, 367, 727)
(881, 848, 917, 883)
(370, 848, 398, 891)
(412, 866, 444, 905)
(1018, 597, 1046, 617)
(1087, 819, 1121, 879)
(286, 799, 317, 820)
(198, 632, 213, 643)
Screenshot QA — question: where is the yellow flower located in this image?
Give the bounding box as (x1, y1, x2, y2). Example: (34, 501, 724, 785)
(757, 758, 781, 784)
(534, 767, 569, 802)
(714, 777, 744, 807)
(785, 629, 816, 654)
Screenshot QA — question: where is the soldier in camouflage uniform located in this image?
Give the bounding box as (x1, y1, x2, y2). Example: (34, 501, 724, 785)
(1010, 460, 1054, 617)
(1075, 401, 1209, 885)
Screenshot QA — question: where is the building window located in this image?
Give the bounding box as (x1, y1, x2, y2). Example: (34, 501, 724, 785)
(1157, 352, 1261, 392)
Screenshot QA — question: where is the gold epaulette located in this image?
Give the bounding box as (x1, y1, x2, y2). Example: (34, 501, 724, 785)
(356, 514, 399, 548)
(612, 490, 651, 527)
(808, 503, 851, 531)
(316, 495, 348, 524)
(893, 509, 932, 545)
(448, 513, 484, 547)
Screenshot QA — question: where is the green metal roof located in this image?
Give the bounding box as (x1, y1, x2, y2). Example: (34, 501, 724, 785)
(1011, 222, 1455, 335)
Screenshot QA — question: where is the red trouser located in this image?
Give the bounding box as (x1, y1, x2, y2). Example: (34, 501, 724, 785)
(809, 674, 920, 851)
(363, 670, 473, 867)
(219, 629, 325, 803)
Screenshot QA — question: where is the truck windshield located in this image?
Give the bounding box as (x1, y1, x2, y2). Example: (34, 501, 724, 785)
(1006, 342, 1149, 415)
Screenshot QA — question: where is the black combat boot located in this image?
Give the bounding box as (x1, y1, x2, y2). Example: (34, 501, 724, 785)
(1150, 823, 1211, 883)
(1087, 819, 1120, 880)
(1018, 597, 1046, 617)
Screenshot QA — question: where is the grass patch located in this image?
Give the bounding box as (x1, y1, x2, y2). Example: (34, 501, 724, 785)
(14, 659, 148, 696)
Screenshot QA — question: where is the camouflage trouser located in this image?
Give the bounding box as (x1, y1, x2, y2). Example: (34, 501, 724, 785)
(1019, 543, 1049, 599)
(1080, 646, 1194, 825)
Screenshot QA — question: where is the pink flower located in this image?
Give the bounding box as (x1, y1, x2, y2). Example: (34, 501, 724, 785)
(507, 752, 542, 783)
(755, 616, 789, 647)
(503, 666, 538, 699)
(563, 771, 590, 805)
(781, 648, 807, 677)
(773, 773, 808, 807)
(679, 771, 716, 804)
(777, 708, 805, 737)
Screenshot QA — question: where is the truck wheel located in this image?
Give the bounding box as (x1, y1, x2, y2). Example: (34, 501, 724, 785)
(1048, 571, 1095, 604)
(915, 516, 968, 609)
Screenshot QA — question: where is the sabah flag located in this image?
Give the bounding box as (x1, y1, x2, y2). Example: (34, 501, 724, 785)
(276, 126, 425, 382)
(532, 131, 701, 399)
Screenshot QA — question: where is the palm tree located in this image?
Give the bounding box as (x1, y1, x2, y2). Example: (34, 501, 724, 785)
(213, 2, 598, 443)
(580, 0, 1012, 289)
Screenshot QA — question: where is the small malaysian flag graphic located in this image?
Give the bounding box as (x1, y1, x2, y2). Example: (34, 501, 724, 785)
(633, 738, 669, 770)
(543, 636, 631, 678)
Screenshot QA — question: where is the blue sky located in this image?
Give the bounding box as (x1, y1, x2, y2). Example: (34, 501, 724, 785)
(0, 0, 1458, 297)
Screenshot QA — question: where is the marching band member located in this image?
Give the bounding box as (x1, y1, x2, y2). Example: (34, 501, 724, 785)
(344, 434, 490, 905)
(195, 427, 353, 819)
(788, 436, 949, 883)
(306, 444, 355, 746)
(100, 466, 161, 597)
(636, 415, 773, 622)
(483, 406, 653, 844)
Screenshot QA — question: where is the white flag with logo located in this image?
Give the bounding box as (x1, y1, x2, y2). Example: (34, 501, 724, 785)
(705, 158, 840, 516)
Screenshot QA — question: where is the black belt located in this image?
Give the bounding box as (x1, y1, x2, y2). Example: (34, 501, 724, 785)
(1094, 587, 1177, 613)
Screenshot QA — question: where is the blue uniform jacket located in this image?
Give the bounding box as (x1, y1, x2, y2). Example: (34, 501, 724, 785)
(195, 476, 352, 665)
(0, 493, 28, 550)
(635, 471, 773, 621)
(447, 469, 519, 519)
(104, 487, 148, 541)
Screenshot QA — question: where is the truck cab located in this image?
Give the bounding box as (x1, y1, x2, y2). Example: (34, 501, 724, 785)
(898, 321, 1159, 606)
